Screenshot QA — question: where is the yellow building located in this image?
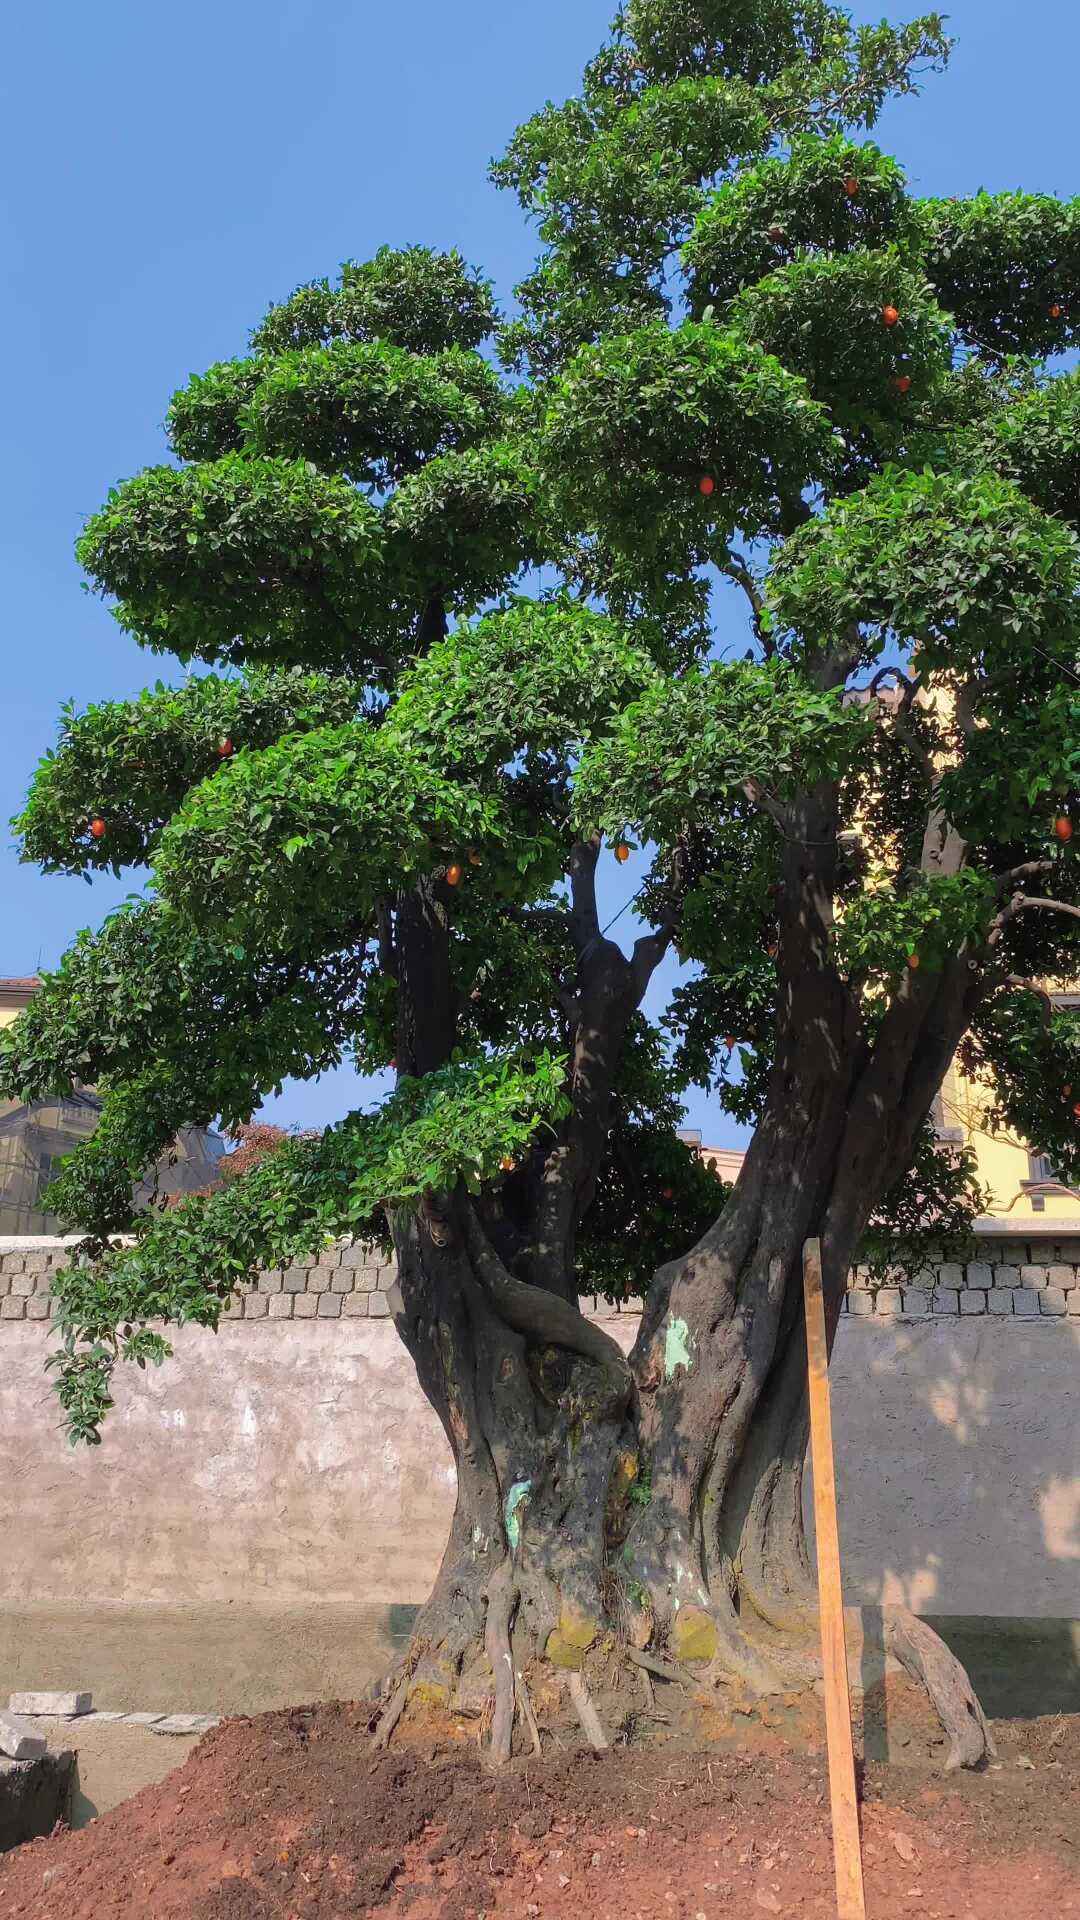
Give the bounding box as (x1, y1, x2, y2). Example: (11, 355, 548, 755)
(936, 1001, 1080, 1224)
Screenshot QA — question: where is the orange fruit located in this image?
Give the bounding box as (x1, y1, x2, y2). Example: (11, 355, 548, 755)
(1050, 303, 1063, 319)
(1055, 815, 1073, 843)
(217, 737, 234, 758)
(614, 842, 631, 863)
(893, 374, 912, 394)
(843, 175, 860, 197)
(90, 817, 106, 840)
(724, 1036, 736, 1050)
(907, 952, 920, 970)
(882, 304, 900, 328)
(467, 849, 481, 865)
(766, 942, 778, 959)
(446, 863, 463, 886)
(1073, 1103, 1080, 1120)
(500, 1156, 514, 1172)
(662, 1187, 674, 1201)
(699, 474, 715, 497)
(767, 224, 785, 242)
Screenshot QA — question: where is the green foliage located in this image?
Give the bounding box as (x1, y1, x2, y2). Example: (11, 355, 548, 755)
(251, 247, 499, 356)
(541, 320, 839, 558)
(48, 1050, 570, 1442)
(77, 456, 388, 670)
(920, 191, 1080, 360)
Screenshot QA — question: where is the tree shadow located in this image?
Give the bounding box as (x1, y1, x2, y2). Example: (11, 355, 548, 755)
(818, 1316, 1080, 1751)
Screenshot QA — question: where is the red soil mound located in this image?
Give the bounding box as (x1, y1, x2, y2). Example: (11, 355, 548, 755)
(0, 1698, 1077, 1919)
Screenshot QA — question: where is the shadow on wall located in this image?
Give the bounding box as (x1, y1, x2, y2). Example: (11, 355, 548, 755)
(821, 1317, 1080, 1722)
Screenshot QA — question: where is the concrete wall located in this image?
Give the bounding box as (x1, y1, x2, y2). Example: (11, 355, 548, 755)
(1, 1238, 1077, 1631)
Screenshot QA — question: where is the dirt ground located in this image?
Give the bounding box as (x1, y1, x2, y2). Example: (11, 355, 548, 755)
(1, 1676, 1077, 1920)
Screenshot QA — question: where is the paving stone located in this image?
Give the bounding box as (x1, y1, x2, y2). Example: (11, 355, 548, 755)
(148, 1713, 216, 1736)
(87, 1711, 126, 1722)
(901, 1290, 930, 1316)
(1012, 1288, 1041, 1318)
(244, 1293, 269, 1318)
(1049, 1265, 1077, 1290)
(316, 1292, 342, 1318)
(993, 1264, 1021, 1289)
(1028, 1241, 1060, 1265)
(354, 1267, 380, 1292)
(283, 1266, 309, 1293)
(1039, 1288, 1068, 1316)
(221, 1294, 243, 1320)
(123, 1712, 165, 1726)
(307, 1266, 334, 1294)
(0, 1712, 47, 1760)
(9, 1692, 91, 1718)
(960, 1289, 986, 1315)
(987, 1289, 1014, 1315)
(256, 1269, 283, 1294)
(293, 1293, 318, 1318)
(368, 1292, 391, 1318)
(22, 1252, 49, 1274)
(25, 1297, 50, 1320)
(937, 1263, 964, 1289)
(932, 1288, 959, 1315)
(338, 1244, 367, 1269)
(342, 1293, 370, 1317)
(966, 1262, 993, 1288)
(0, 1298, 25, 1320)
(0, 1273, 9, 1296)
(850, 1266, 873, 1290)
(330, 1269, 354, 1294)
(876, 1288, 901, 1316)
(1020, 1265, 1049, 1289)
(267, 1294, 293, 1319)
(10, 1273, 35, 1297)
(847, 1293, 874, 1316)
(1068, 1292, 1080, 1316)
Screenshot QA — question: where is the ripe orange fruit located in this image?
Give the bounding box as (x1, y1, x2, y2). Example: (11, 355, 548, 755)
(699, 474, 715, 497)
(1055, 815, 1073, 843)
(662, 1187, 674, 1201)
(767, 224, 785, 242)
(500, 1156, 514, 1172)
(446, 863, 463, 886)
(1050, 303, 1063, 319)
(217, 737, 234, 758)
(1064, 1084, 1073, 1097)
(907, 952, 920, 970)
(843, 175, 860, 197)
(893, 374, 912, 394)
(724, 1036, 736, 1050)
(615, 842, 631, 863)
(90, 817, 106, 840)
(389, 1058, 398, 1071)
(468, 849, 481, 865)
(1073, 1103, 1080, 1120)
(882, 304, 900, 328)
(766, 942, 778, 959)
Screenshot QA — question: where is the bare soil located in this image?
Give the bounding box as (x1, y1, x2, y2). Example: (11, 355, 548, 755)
(1, 1678, 1077, 1919)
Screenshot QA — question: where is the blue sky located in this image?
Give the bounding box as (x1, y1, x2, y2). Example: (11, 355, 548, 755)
(2, 0, 1077, 1143)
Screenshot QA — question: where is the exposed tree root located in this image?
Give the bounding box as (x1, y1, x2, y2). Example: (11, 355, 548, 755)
(515, 1670, 542, 1755)
(879, 1606, 996, 1771)
(568, 1670, 609, 1751)
(370, 1666, 414, 1753)
(484, 1562, 518, 1768)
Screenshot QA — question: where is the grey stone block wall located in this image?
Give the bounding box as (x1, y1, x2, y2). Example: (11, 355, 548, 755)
(2, 1234, 1080, 1327)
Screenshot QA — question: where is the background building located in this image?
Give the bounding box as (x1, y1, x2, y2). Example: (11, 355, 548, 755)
(0, 978, 224, 1234)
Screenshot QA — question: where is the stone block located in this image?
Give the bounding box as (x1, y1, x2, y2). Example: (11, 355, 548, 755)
(1012, 1288, 1041, 1318)
(993, 1265, 1021, 1290)
(1028, 1241, 1059, 1265)
(23, 1252, 49, 1274)
(342, 1293, 369, 1317)
(0, 1748, 74, 1851)
(293, 1293, 318, 1318)
(283, 1266, 309, 1293)
(307, 1265, 334, 1294)
(148, 1713, 217, 1736)
(9, 1691, 91, 1718)
(33, 1270, 52, 1293)
(10, 1273, 35, 1297)
(987, 1290, 1014, 1315)
(902, 1290, 930, 1316)
(1068, 1292, 1080, 1316)
(256, 1269, 283, 1294)
(317, 1292, 342, 1318)
(966, 1262, 993, 1288)
(1049, 1265, 1077, 1290)
(368, 1292, 391, 1318)
(1020, 1266, 1048, 1289)
(2, 1255, 23, 1273)
(0, 1711, 47, 1760)
(338, 1243, 368, 1269)
(850, 1266, 873, 1290)
(124, 1712, 164, 1727)
(0, 1273, 8, 1296)
(267, 1293, 293, 1319)
(25, 1298, 50, 1321)
(847, 1293, 874, 1316)
(937, 1263, 964, 1289)
(960, 1290, 986, 1315)
(221, 1295, 243, 1320)
(1039, 1288, 1068, 1316)
(932, 1288, 959, 1315)
(354, 1267, 380, 1293)
(244, 1293, 269, 1319)
(876, 1288, 901, 1316)
(0, 1298, 25, 1320)
(330, 1269, 354, 1294)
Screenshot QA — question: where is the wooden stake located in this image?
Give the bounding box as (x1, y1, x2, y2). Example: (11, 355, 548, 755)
(803, 1236, 867, 1920)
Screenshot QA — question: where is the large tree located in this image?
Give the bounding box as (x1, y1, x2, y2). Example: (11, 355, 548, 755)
(6, 0, 1080, 1770)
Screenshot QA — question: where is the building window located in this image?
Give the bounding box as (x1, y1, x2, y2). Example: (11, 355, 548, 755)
(1028, 1151, 1059, 1184)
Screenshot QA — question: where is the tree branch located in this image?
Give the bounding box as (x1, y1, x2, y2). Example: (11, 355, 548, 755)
(568, 835, 602, 953)
(722, 557, 773, 656)
(742, 777, 789, 833)
(375, 903, 398, 981)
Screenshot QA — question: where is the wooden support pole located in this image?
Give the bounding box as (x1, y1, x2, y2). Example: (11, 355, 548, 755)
(803, 1236, 866, 1920)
